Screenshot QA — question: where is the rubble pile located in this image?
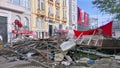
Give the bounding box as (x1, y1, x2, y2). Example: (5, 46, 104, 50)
(0, 37, 62, 67)
(0, 35, 94, 68)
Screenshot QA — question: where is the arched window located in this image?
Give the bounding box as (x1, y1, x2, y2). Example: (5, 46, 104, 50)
(15, 15, 21, 21)
(23, 17, 29, 30)
(41, 0, 45, 10)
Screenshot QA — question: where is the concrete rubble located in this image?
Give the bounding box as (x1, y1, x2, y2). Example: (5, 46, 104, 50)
(0, 34, 91, 68)
(0, 34, 120, 68)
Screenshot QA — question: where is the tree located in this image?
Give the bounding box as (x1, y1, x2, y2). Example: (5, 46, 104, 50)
(92, 0, 120, 20)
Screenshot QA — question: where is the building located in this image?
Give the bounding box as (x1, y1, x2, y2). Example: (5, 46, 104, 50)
(69, 0, 77, 30)
(31, 0, 67, 39)
(112, 20, 120, 38)
(89, 17, 98, 29)
(77, 7, 89, 31)
(0, 0, 31, 44)
(66, 0, 69, 30)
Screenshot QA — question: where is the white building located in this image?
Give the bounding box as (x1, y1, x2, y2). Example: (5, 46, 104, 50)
(68, 0, 77, 30)
(89, 17, 98, 29)
(112, 20, 120, 38)
(0, 0, 31, 44)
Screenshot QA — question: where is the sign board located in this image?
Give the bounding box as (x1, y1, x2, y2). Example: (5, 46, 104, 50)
(12, 30, 33, 35)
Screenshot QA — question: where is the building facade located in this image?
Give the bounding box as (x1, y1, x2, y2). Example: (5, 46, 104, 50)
(112, 20, 120, 38)
(89, 17, 98, 29)
(69, 0, 77, 30)
(0, 0, 31, 44)
(31, 0, 67, 39)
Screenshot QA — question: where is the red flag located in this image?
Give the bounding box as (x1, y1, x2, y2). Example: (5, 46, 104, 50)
(77, 7, 82, 24)
(18, 21, 23, 28)
(14, 20, 23, 28)
(84, 12, 88, 26)
(98, 21, 113, 37)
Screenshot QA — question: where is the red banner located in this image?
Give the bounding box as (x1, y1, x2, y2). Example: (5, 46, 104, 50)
(84, 12, 88, 26)
(77, 7, 82, 24)
(12, 30, 33, 34)
(74, 21, 113, 38)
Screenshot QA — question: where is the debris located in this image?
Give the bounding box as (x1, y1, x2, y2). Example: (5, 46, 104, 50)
(54, 52, 66, 62)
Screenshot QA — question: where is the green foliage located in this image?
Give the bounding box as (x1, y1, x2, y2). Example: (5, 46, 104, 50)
(92, 0, 120, 20)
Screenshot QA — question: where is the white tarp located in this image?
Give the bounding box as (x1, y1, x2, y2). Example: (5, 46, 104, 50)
(60, 40, 76, 51)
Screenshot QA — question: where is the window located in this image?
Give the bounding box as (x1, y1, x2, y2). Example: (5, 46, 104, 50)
(38, 0, 40, 10)
(9, 0, 12, 2)
(56, 8, 59, 18)
(36, 18, 42, 28)
(56, 0, 59, 4)
(41, 0, 45, 10)
(63, 0, 66, 6)
(49, 5, 53, 16)
(63, 10, 66, 18)
(26, 0, 30, 9)
(20, 0, 30, 9)
(72, 15, 75, 22)
(23, 17, 29, 30)
(59, 24, 62, 29)
(13, 0, 20, 5)
(15, 15, 21, 21)
(50, 0, 53, 2)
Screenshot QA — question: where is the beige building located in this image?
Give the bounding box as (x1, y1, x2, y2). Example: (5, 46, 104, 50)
(31, 0, 67, 39)
(0, 0, 31, 44)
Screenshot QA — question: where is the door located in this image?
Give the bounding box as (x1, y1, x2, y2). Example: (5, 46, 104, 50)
(0, 16, 8, 45)
(49, 25, 53, 36)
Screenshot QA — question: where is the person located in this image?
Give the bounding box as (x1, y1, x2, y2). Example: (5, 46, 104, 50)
(0, 35, 2, 51)
(97, 28, 107, 37)
(54, 26, 58, 36)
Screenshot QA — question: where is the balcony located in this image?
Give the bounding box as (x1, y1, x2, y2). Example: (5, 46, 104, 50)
(36, 10, 45, 17)
(62, 17, 67, 23)
(48, 12, 54, 19)
(63, 5, 67, 9)
(55, 15, 60, 21)
(48, 0, 54, 5)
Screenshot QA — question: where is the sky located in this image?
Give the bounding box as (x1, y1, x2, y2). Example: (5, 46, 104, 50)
(77, 0, 113, 26)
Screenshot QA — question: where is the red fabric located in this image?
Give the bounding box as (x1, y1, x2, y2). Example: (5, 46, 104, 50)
(77, 7, 82, 24)
(84, 12, 88, 26)
(14, 20, 23, 28)
(12, 30, 33, 34)
(98, 21, 113, 37)
(74, 21, 113, 38)
(73, 29, 96, 38)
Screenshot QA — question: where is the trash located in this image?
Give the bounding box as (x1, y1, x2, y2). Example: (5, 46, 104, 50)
(26, 53, 35, 58)
(88, 59, 94, 64)
(61, 61, 71, 66)
(65, 55, 73, 62)
(54, 53, 65, 61)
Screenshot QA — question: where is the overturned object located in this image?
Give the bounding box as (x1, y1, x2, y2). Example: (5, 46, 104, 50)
(60, 40, 76, 51)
